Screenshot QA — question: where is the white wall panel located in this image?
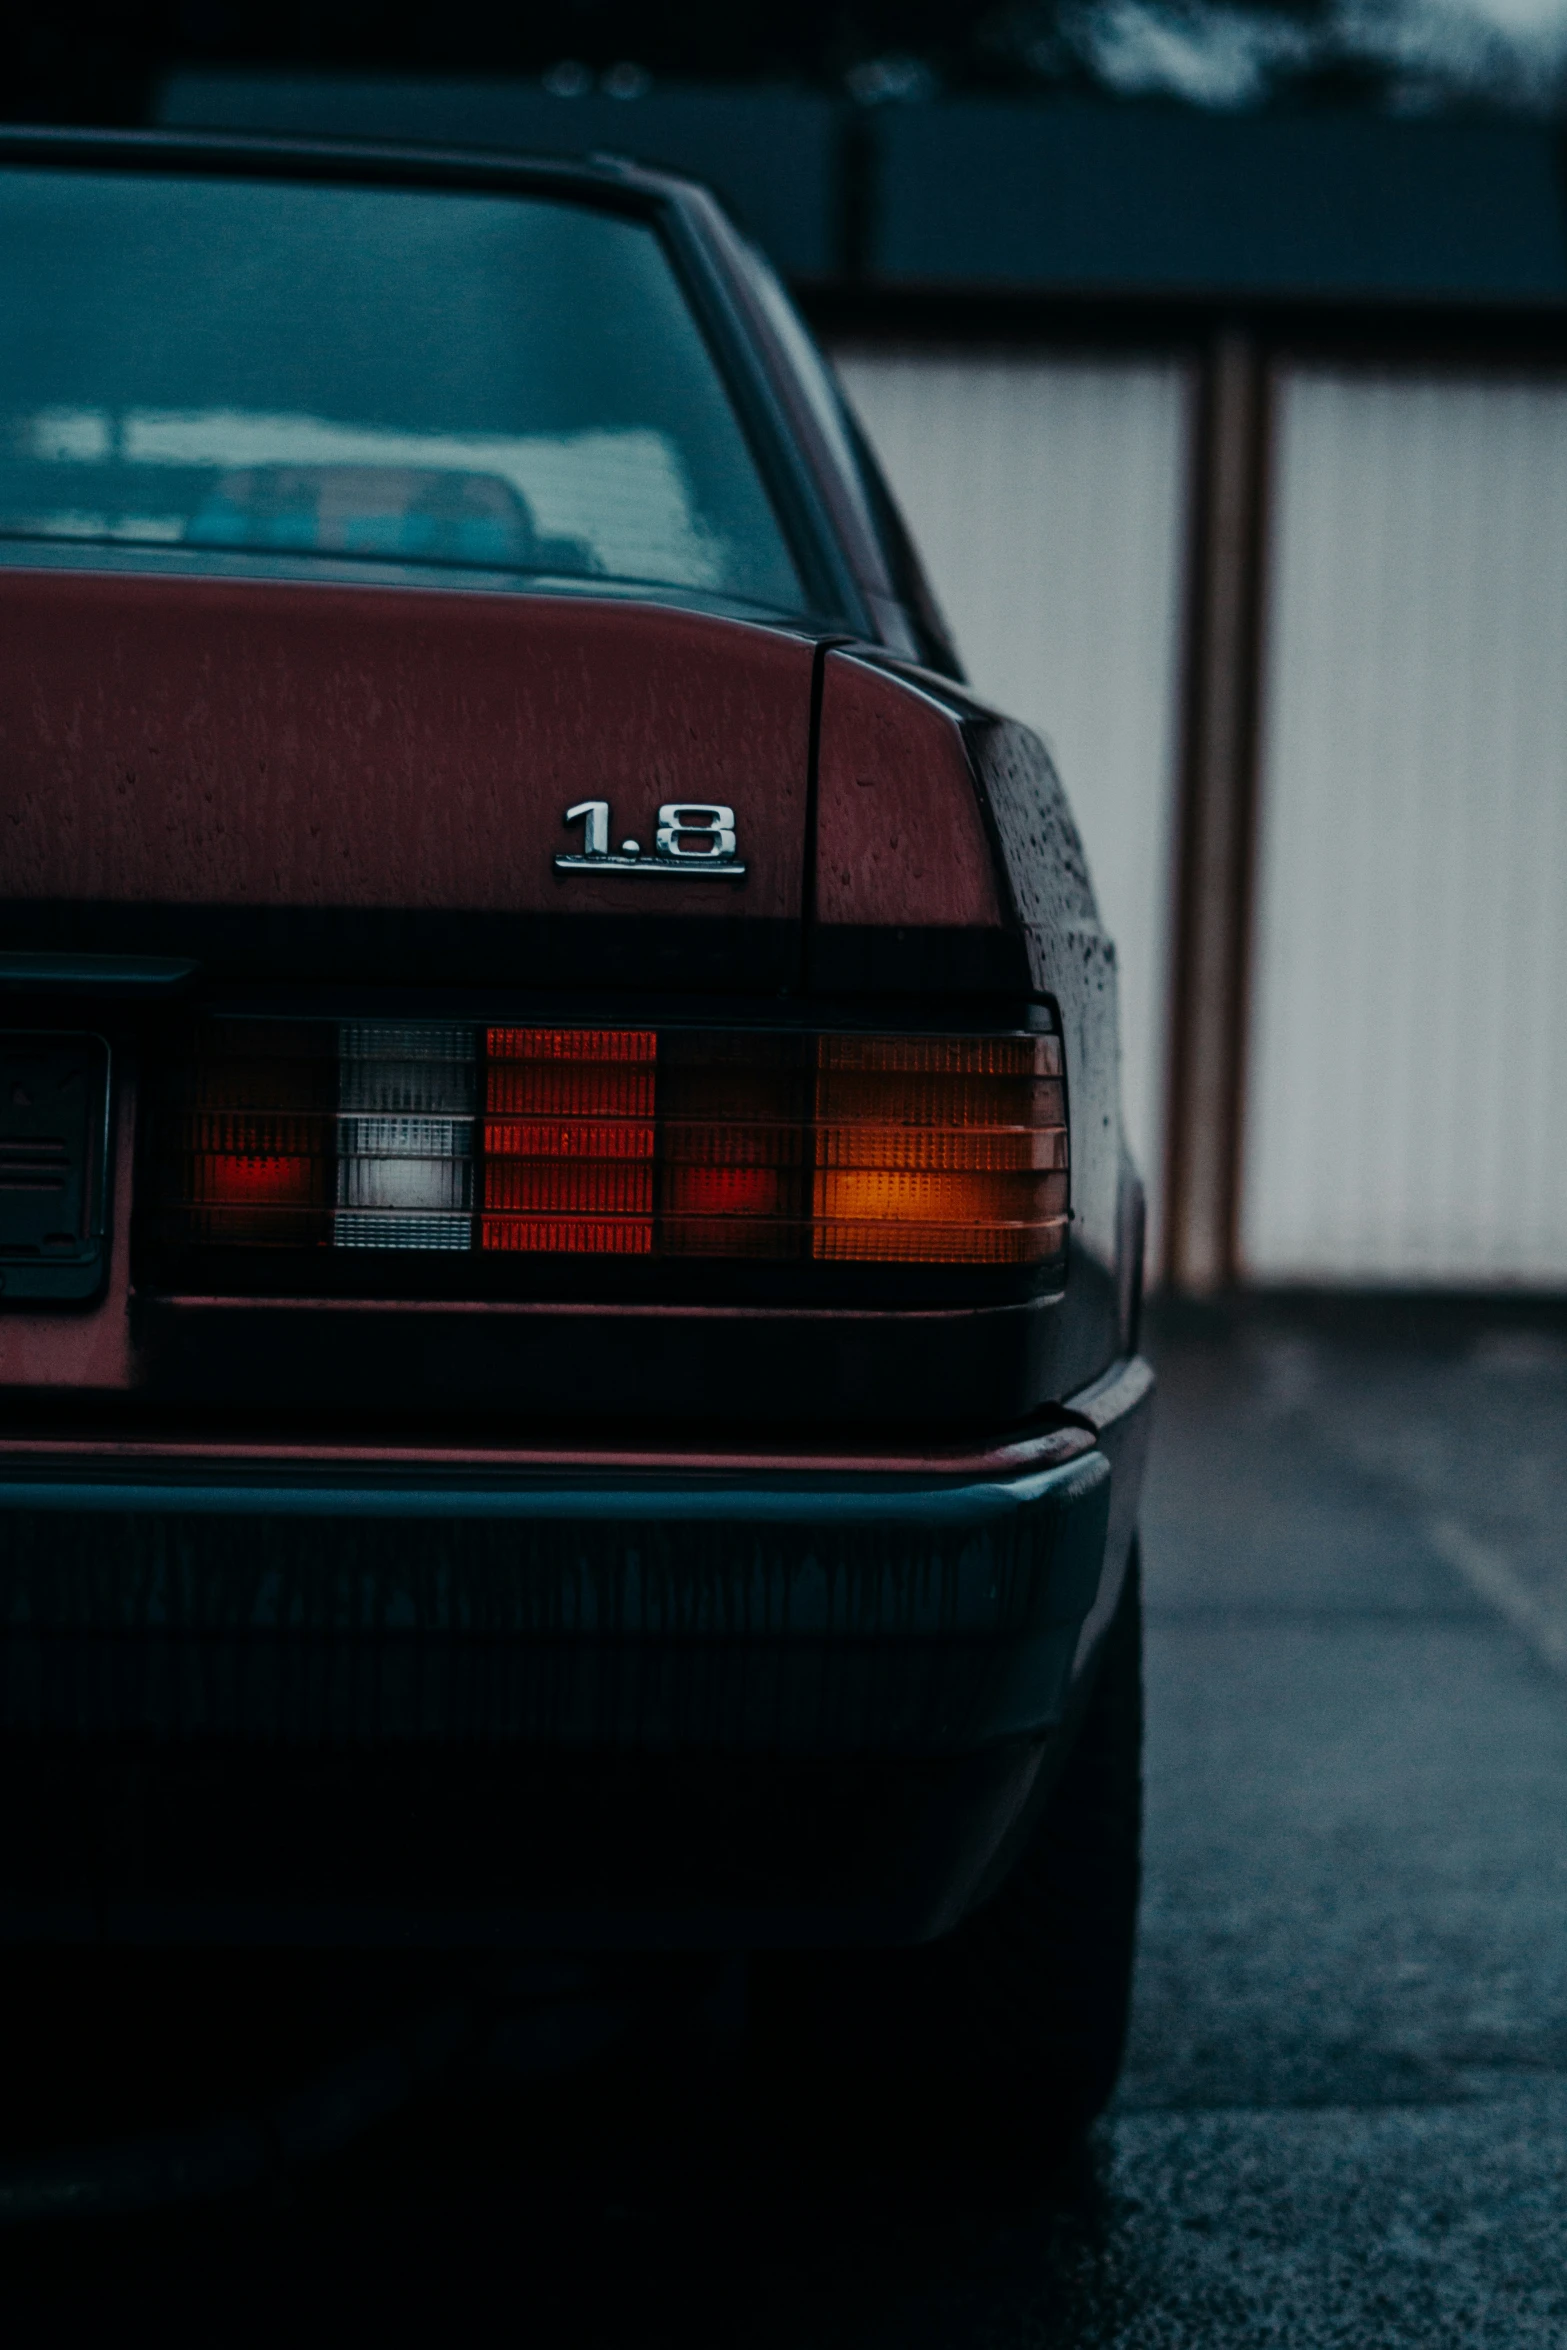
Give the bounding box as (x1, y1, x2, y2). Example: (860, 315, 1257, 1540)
(1245, 370, 1567, 1284)
(831, 349, 1191, 1252)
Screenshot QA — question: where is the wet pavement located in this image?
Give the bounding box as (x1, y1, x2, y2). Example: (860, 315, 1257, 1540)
(7, 1300, 1567, 2344)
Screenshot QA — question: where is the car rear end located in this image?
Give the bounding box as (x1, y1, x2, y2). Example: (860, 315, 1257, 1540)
(0, 132, 1151, 1961)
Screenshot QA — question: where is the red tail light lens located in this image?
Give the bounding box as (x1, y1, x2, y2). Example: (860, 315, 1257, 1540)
(482, 1027, 656, 1255)
(154, 1023, 334, 1247)
(152, 1022, 1067, 1272)
(658, 1032, 808, 1258)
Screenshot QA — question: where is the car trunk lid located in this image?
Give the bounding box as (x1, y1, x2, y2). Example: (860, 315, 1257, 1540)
(0, 569, 815, 992)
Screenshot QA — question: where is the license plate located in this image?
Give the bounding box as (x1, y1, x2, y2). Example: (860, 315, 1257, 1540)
(0, 1032, 110, 1302)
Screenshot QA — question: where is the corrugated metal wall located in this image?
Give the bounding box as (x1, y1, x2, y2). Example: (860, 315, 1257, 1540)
(1244, 369, 1567, 1284)
(832, 350, 1192, 1243)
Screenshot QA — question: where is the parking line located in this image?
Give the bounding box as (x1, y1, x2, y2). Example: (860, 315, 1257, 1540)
(1427, 1516, 1567, 1677)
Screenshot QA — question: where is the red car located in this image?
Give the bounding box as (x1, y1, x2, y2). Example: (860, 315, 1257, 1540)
(0, 127, 1152, 2136)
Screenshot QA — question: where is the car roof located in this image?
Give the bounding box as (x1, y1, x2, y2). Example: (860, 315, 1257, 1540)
(0, 122, 710, 216)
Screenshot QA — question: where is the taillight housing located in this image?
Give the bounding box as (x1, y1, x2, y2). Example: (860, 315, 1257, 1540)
(147, 1018, 1068, 1287)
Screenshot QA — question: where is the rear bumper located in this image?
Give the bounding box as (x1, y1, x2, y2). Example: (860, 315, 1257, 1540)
(0, 1358, 1153, 1945)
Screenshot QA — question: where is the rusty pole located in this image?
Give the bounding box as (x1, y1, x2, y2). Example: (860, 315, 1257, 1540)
(1162, 328, 1272, 1294)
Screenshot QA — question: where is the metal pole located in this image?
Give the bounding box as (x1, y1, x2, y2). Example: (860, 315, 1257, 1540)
(1162, 328, 1271, 1293)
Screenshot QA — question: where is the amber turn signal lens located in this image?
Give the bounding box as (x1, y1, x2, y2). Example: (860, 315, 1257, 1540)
(814, 1035, 1067, 1264)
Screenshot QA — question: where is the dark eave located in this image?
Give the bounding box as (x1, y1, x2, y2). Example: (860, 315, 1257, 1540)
(140, 75, 1567, 320)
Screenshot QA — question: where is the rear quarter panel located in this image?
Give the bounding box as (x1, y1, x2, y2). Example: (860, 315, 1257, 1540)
(813, 649, 1128, 1391)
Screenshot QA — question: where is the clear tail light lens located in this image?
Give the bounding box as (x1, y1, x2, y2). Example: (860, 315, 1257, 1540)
(151, 1023, 1067, 1270)
(335, 1023, 475, 1250)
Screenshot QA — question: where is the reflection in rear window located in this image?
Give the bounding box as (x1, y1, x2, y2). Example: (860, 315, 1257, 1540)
(0, 170, 806, 614)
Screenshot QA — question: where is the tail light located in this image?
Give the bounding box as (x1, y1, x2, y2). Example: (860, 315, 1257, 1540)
(158, 1021, 334, 1248)
(336, 1023, 476, 1251)
(150, 1022, 1067, 1273)
(815, 1035, 1063, 1264)
(482, 1027, 657, 1257)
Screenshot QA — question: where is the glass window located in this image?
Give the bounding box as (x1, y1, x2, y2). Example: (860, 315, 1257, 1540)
(0, 169, 806, 615)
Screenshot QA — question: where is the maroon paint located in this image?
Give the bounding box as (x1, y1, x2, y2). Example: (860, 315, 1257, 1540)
(814, 650, 1005, 932)
(0, 1421, 1092, 1483)
(0, 572, 813, 922)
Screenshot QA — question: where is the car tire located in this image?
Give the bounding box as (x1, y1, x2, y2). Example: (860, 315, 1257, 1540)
(753, 1542, 1143, 2144)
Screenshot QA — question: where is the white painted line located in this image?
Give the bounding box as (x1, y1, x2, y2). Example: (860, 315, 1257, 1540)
(1427, 1516, 1567, 1677)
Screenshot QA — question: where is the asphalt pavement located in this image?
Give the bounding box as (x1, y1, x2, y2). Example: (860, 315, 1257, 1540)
(7, 1298, 1567, 2345)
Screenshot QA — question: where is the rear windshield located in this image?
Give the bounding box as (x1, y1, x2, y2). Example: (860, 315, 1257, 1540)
(0, 168, 807, 615)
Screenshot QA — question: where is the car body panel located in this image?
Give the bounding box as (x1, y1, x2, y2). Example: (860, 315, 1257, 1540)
(814, 651, 1005, 932)
(0, 1357, 1149, 1947)
(0, 571, 815, 982)
(0, 128, 1153, 1950)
